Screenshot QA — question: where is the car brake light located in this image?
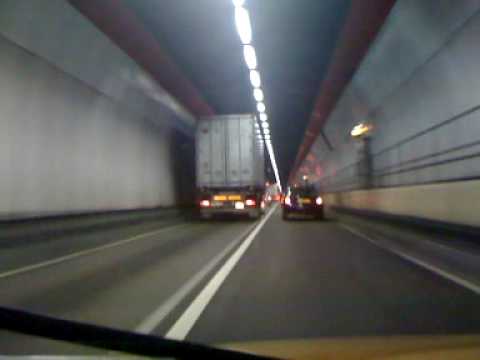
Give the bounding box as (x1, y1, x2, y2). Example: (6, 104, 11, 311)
(200, 199, 210, 207)
(245, 199, 256, 207)
(316, 196, 323, 205)
(285, 196, 292, 206)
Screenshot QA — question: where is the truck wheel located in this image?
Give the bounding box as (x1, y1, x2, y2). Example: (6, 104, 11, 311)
(315, 212, 324, 221)
(282, 211, 289, 220)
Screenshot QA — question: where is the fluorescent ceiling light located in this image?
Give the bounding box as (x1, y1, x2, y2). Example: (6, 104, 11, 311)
(230, 2, 282, 192)
(257, 102, 266, 113)
(243, 45, 257, 70)
(253, 88, 264, 102)
(235, 7, 252, 44)
(249, 70, 261, 88)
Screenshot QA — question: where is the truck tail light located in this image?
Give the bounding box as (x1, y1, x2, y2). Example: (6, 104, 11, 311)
(200, 199, 211, 208)
(234, 201, 245, 210)
(285, 196, 292, 206)
(315, 196, 323, 205)
(245, 198, 256, 207)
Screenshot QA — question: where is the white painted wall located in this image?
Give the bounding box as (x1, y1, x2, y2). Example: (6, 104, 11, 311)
(324, 180, 480, 228)
(0, 1, 192, 218)
(0, 0, 195, 131)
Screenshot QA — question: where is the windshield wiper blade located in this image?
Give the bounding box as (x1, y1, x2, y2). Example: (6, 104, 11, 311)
(0, 306, 278, 359)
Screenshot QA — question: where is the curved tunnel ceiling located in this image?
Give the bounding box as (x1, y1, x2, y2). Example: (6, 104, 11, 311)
(122, 0, 351, 184)
(290, 0, 397, 183)
(70, 0, 394, 185)
(68, 0, 214, 117)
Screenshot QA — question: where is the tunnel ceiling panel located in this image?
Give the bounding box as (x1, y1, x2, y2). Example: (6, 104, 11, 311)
(123, 0, 350, 184)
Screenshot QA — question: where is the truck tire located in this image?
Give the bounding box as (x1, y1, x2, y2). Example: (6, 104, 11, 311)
(282, 210, 289, 220)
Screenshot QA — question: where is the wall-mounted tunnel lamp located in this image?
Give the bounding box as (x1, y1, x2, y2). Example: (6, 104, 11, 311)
(350, 122, 373, 138)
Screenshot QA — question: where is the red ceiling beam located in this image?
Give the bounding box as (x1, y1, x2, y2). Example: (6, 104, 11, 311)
(68, 0, 214, 117)
(289, 0, 397, 183)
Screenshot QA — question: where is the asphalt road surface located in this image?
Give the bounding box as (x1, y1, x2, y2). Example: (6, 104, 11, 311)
(1, 205, 480, 354)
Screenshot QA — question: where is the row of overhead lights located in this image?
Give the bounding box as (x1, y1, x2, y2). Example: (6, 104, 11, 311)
(231, 0, 282, 192)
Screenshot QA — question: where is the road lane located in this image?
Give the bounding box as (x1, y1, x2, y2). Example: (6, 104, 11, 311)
(166, 205, 277, 340)
(0, 216, 182, 274)
(3, 207, 480, 354)
(0, 218, 256, 354)
(0, 223, 189, 280)
(188, 209, 480, 343)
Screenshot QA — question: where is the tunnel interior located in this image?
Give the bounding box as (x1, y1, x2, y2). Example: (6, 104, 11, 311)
(1, 0, 480, 356)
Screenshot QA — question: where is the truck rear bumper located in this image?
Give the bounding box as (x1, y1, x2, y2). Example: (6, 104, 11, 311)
(200, 208, 260, 218)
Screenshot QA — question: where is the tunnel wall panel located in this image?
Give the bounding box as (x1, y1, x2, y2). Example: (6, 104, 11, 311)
(0, 1, 191, 218)
(324, 180, 480, 228)
(0, 0, 195, 133)
(299, 0, 480, 226)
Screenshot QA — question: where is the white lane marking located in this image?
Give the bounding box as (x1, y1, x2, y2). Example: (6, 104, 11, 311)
(0, 223, 189, 280)
(136, 221, 260, 334)
(165, 205, 278, 340)
(340, 223, 480, 295)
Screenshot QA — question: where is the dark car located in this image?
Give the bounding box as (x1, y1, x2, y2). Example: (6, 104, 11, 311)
(281, 186, 324, 220)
